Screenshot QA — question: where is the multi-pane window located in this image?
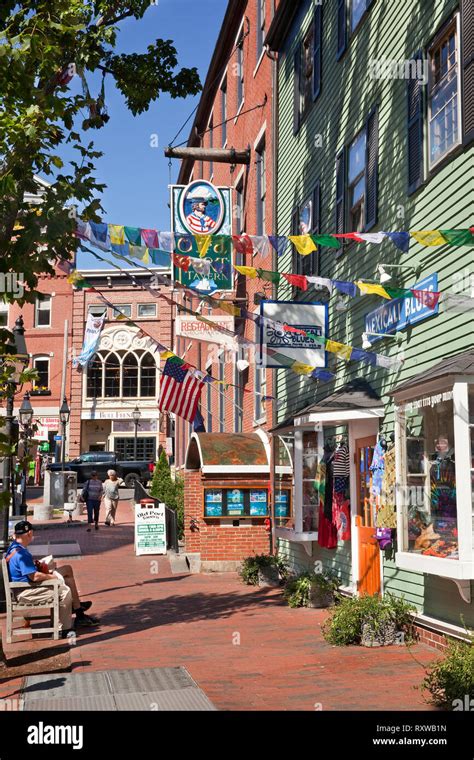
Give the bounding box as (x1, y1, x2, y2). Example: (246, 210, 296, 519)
(237, 36, 244, 109)
(257, 0, 266, 61)
(114, 437, 155, 461)
(221, 77, 227, 146)
(86, 350, 157, 399)
(294, 23, 314, 131)
(137, 303, 156, 318)
(428, 21, 461, 168)
(218, 353, 225, 432)
(348, 130, 367, 232)
(33, 357, 49, 390)
(256, 140, 266, 236)
(35, 295, 51, 327)
(113, 304, 131, 318)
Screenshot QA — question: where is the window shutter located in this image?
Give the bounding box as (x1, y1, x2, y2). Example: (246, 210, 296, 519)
(337, 0, 347, 60)
(407, 50, 424, 194)
(313, 5, 322, 100)
(335, 148, 345, 242)
(293, 48, 301, 135)
(365, 107, 378, 230)
(461, 0, 474, 145)
(312, 181, 321, 275)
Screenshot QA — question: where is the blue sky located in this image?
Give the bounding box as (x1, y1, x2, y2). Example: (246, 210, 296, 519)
(73, 0, 226, 268)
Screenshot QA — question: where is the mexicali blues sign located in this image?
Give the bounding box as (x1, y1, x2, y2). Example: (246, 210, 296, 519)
(364, 274, 439, 345)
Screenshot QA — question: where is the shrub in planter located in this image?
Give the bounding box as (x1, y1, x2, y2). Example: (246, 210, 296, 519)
(283, 571, 339, 609)
(239, 554, 288, 587)
(421, 634, 474, 710)
(322, 593, 416, 647)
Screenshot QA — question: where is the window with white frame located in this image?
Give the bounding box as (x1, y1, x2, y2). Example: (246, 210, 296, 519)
(33, 356, 50, 390)
(112, 304, 131, 318)
(348, 129, 367, 232)
(88, 304, 107, 318)
(0, 300, 8, 327)
(256, 139, 266, 236)
(35, 295, 51, 327)
(257, 0, 266, 62)
(428, 17, 461, 168)
(137, 303, 157, 318)
(86, 350, 157, 399)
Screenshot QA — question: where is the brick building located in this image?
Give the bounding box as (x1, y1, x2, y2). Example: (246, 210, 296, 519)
(69, 267, 173, 460)
(173, 0, 280, 567)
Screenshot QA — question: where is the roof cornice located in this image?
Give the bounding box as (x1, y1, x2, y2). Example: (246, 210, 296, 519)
(265, 0, 300, 51)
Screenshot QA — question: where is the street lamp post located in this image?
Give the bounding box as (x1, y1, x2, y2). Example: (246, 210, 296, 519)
(132, 406, 141, 460)
(59, 396, 70, 472)
(1, 316, 29, 552)
(18, 391, 34, 517)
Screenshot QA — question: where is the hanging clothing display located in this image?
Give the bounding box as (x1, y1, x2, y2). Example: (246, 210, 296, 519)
(376, 444, 397, 529)
(333, 440, 350, 478)
(322, 448, 334, 520)
(334, 494, 351, 541)
(370, 440, 386, 496)
(316, 448, 337, 549)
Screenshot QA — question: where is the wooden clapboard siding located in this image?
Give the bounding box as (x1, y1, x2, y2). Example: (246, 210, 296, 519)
(274, 0, 474, 625)
(278, 538, 353, 585)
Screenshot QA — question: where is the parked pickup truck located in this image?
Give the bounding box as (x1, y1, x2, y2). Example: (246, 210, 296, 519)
(47, 452, 154, 487)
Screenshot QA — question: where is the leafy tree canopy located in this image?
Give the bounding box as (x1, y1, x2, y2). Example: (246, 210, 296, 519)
(0, 0, 201, 299)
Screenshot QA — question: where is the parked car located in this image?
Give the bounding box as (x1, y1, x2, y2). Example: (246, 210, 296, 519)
(47, 452, 155, 487)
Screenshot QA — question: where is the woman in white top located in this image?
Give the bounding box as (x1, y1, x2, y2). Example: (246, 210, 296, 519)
(103, 470, 124, 526)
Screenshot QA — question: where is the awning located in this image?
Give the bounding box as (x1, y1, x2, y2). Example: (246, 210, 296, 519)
(270, 379, 383, 432)
(391, 349, 474, 399)
(185, 430, 270, 474)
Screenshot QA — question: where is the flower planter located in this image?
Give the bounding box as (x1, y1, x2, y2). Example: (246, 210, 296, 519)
(257, 565, 280, 587)
(361, 619, 397, 647)
(307, 584, 335, 609)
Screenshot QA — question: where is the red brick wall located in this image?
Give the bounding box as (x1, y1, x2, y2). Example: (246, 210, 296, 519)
(184, 469, 271, 561)
(174, 0, 278, 467)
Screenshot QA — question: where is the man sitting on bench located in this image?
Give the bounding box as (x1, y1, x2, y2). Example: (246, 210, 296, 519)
(5, 520, 96, 637)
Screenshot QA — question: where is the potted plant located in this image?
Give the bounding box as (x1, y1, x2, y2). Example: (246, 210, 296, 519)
(239, 554, 288, 587)
(359, 596, 398, 647)
(322, 593, 416, 647)
(283, 571, 339, 608)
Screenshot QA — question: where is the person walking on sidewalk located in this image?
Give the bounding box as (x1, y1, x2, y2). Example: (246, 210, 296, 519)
(82, 471, 103, 532)
(5, 520, 96, 637)
(103, 469, 124, 526)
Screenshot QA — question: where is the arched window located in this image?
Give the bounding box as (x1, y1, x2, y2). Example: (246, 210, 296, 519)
(87, 354, 103, 398)
(104, 352, 120, 397)
(123, 352, 138, 397)
(140, 352, 156, 397)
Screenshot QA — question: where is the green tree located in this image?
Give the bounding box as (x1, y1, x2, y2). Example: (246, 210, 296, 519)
(0, 0, 201, 294)
(149, 450, 173, 504)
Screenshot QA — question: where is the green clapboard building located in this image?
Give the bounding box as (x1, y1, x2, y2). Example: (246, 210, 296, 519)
(266, 0, 474, 638)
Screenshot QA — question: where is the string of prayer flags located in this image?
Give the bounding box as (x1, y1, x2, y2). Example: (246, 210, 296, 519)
(355, 232, 387, 244)
(291, 362, 316, 375)
(311, 235, 340, 248)
(440, 229, 474, 245)
(333, 280, 357, 298)
(307, 276, 333, 293)
(411, 289, 441, 308)
(325, 340, 353, 361)
(234, 265, 258, 278)
(288, 235, 317, 255)
(410, 230, 448, 246)
(173, 254, 190, 272)
(217, 301, 241, 317)
(129, 245, 149, 261)
(192, 259, 211, 276)
(158, 232, 173, 252)
(382, 231, 410, 253)
(257, 268, 281, 284)
(356, 281, 392, 299)
(124, 227, 142, 245)
(194, 234, 212, 258)
(109, 225, 125, 246)
(232, 234, 253, 257)
(311, 369, 336, 382)
(282, 273, 308, 291)
(268, 235, 288, 256)
(250, 235, 271, 257)
(350, 348, 377, 366)
(141, 229, 159, 249)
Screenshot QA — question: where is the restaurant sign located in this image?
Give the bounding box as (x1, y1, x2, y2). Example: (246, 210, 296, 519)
(175, 315, 235, 347)
(259, 301, 327, 368)
(364, 274, 439, 345)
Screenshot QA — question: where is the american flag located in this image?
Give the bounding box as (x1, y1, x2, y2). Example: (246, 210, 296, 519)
(158, 359, 204, 423)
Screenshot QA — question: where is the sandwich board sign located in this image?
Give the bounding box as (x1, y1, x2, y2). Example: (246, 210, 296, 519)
(135, 500, 167, 555)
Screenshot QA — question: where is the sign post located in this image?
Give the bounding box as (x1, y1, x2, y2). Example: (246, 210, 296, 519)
(135, 499, 167, 556)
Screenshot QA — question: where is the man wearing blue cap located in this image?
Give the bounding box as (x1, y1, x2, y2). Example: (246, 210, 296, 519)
(4, 520, 95, 637)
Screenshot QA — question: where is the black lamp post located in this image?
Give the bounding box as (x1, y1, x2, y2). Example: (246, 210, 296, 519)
(1, 315, 29, 551)
(18, 391, 34, 516)
(59, 396, 70, 472)
(132, 405, 141, 460)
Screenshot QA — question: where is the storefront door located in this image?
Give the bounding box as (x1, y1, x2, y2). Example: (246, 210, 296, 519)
(355, 436, 381, 596)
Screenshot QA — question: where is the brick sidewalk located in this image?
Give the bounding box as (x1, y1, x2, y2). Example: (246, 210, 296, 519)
(1, 500, 440, 711)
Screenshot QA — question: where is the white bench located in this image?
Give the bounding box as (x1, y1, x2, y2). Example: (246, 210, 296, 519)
(1, 558, 60, 643)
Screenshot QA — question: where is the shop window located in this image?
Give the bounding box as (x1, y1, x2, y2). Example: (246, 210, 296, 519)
(140, 353, 156, 397)
(398, 393, 459, 560)
(204, 487, 269, 518)
(273, 435, 294, 528)
(114, 436, 156, 461)
(302, 431, 320, 532)
(137, 303, 156, 318)
(112, 304, 131, 319)
(428, 18, 461, 168)
(122, 353, 138, 397)
(35, 295, 51, 327)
